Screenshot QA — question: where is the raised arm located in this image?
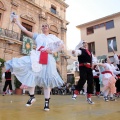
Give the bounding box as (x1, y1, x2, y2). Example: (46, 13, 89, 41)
(111, 64, 120, 75)
(113, 54, 119, 65)
(97, 63, 106, 67)
(13, 17, 33, 38)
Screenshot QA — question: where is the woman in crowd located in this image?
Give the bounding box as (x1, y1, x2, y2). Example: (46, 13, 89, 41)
(97, 57, 120, 101)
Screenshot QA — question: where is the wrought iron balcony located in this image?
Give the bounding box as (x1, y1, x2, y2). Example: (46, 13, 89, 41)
(28, 0, 35, 2)
(0, 28, 19, 40)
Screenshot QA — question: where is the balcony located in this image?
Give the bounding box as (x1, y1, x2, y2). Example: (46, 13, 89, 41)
(0, 28, 19, 40)
(28, 0, 35, 2)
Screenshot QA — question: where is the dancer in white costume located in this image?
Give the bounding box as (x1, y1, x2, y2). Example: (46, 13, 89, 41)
(5, 15, 64, 111)
(97, 57, 120, 101)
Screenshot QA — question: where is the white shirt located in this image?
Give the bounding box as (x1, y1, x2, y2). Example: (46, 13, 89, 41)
(93, 70, 100, 76)
(33, 33, 63, 53)
(72, 49, 97, 63)
(103, 63, 120, 78)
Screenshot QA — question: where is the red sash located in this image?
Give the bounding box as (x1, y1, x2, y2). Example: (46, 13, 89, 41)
(79, 63, 91, 68)
(101, 71, 113, 75)
(86, 49, 91, 56)
(93, 76, 99, 78)
(38, 46, 48, 64)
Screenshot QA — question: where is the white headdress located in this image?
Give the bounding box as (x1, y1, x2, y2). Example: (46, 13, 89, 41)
(75, 40, 87, 50)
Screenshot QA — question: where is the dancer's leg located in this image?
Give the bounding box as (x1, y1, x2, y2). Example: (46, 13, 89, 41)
(104, 88, 109, 102)
(26, 87, 36, 106)
(44, 88, 51, 111)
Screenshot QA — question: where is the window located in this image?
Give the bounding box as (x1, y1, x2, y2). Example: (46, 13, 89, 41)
(0, 1, 5, 27)
(99, 23, 105, 28)
(107, 37, 117, 52)
(50, 5, 56, 14)
(94, 25, 99, 29)
(88, 42, 95, 54)
(0, 13, 1, 25)
(87, 27, 94, 35)
(29, 0, 35, 2)
(106, 20, 114, 30)
(0, 13, 1, 20)
(67, 74, 74, 84)
(20, 22, 32, 41)
(22, 23, 32, 31)
(94, 23, 105, 29)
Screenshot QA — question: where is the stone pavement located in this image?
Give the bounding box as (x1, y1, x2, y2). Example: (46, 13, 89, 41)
(0, 95, 120, 120)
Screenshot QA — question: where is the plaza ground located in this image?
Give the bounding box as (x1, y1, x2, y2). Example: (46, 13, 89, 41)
(0, 95, 120, 120)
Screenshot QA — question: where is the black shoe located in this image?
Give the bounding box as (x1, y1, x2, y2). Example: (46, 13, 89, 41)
(104, 96, 109, 102)
(10, 92, 13, 95)
(72, 96, 76, 100)
(109, 97, 116, 101)
(97, 94, 100, 97)
(2, 92, 6, 96)
(26, 97, 36, 106)
(114, 93, 120, 98)
(44, 98, 50, 111)
(87, 98, 94, 104)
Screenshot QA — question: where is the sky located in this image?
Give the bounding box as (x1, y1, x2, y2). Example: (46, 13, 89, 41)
(65, 0, 120, 50)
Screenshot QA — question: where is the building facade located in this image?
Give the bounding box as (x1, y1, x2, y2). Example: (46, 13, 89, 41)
(77, 12, 120, 61)
(0, 0, 69, 91)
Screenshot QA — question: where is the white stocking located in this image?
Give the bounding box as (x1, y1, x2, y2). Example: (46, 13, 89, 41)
(73, 94, 77, 97)
(23, 89, 26, 94)
(84, 81, 87, 93)
(104, 88, 109, 97)
(110, 93, 113, 98)
(44, 88, 51, 99)
(27, 87, 35, 95)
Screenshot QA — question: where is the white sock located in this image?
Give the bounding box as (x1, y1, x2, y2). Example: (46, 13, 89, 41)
(23, 89, 26, 94)
(84, 82, 87, 93)
(104, 89, 109, 97)
(44, 88, 51, 99)
(27, 87, 35, 95)
(73, 94, 77, 97)
(110, 93, 113, 98)
(88, 98, 91, 101)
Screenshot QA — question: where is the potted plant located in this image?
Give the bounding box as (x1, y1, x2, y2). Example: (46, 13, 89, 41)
(14, 76, 22, 95)
(0, 58, 5, 82)
(0, 58, 5, 93)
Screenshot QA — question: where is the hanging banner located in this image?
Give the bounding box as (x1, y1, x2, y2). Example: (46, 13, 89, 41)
(22, 36, 33, 55)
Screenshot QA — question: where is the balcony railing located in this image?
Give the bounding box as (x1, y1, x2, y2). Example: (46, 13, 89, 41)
(0, 28, 19, 40)
(29, 0, 35, 2)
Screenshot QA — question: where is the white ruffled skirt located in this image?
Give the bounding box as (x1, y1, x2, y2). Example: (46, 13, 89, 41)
(5, 50, 64, 88)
